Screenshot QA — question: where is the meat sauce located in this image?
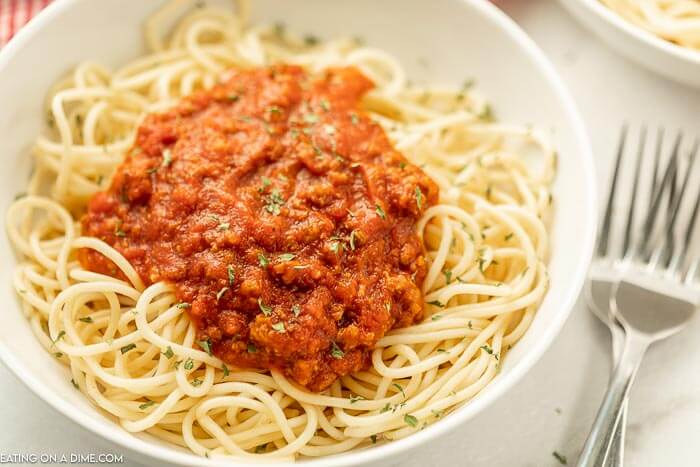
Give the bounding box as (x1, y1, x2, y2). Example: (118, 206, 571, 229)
(80, 65, 438, 390)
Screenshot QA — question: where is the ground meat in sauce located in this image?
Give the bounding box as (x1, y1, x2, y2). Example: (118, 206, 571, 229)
(79, 64, 439, 391)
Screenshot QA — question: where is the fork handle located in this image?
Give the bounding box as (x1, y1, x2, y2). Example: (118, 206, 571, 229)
(577, 334, 649, 467)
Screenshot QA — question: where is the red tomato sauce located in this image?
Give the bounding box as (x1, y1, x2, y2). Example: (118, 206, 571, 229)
(80, 65, 438, 390)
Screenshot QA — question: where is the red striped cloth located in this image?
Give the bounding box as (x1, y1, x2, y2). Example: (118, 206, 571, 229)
(0, 0, 52, 47)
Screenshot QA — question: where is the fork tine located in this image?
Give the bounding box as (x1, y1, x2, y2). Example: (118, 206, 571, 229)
(667, 139, 700, 274)
(638, 132, 682, 259)
(622, 126, 646, 257)
(648, 127, 664, 210)
(598, 125, 627, 257)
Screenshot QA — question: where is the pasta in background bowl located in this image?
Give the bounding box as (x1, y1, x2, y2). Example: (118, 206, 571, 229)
(559, 0, 700, 88)
(0, 0, 596, 465)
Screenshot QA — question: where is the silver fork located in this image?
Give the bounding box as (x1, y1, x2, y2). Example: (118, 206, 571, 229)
(578, 130, 700, 467)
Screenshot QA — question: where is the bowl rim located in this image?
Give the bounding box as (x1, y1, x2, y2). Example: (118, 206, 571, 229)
(565, 0, 700, 65)
(0, 0, 597, 465)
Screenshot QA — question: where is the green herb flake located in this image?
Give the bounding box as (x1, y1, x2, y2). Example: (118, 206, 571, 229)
(350, 113, 359, 125)
(349, 230, 357, 250)
(380, 403, 391, 413)
(78, 317, 93, 324)
(415, 187, 423, 210)
(227, 265, 235, 286)
(304, 35, 319, 46)
(264, 190, 285, 215)
(139, 400, 156, 410)
(278, 253, 296, 261)
(404, 414, 418, 427)
(303, 113, 319, 124)
(431, 409, 444, 418)
(161, 149, 173, 167)
(197, 338, 213, 356)
(258, 253, 269, 268)
(222, 364, 230, 377)
(191, 378, 203, 387)
(258, 298, 272, 316)
(162, 346, 174, 359)
(431, 314, 442, 321)
(443, 270, 452, 284)
(392, 383, 406, 398)
(247, 343, 257, 353)
(370, 434, 377, 444)
(375, 204, 386, 220)
(552, 451, 567, 465)
(427, 300, 445, 308)
(176, 302, 191, 309)
(70, 379, 79, 390)
(320, 99, 331, 111)
(292, 304, 301, 317)
(271, 322, 286, 333)
(53, 352, 63, 358)
(480, 344, 494, 356)
(330, 341, 345, 359)
(505, 232, 514, 241)
(183, 358, 194, 370)
(120, 343, 136, 354)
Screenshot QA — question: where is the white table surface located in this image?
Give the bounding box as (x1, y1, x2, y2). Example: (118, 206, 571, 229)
(2, 1, 699, 466)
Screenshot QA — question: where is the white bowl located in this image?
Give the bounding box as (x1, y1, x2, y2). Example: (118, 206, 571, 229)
(0, 0, 596, 465)
(559, 0, 700, 88)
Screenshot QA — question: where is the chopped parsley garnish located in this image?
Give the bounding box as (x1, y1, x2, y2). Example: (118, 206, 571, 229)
(227, 265, 235, 286)
(431, 409, 444, 418)
(304, 35, 319, 46)
(375, 204, 386, 220)
(415, 187, 423, 210)
(114, 221, 126, 237)
(323, 123, 336, 135)
(404, 414, 418, 427)
(258, 253, 269, 267)
(330, 342, 344, 359)
(191, 378, 203, 387)
(227, 94, 239, 102)
(53, 352, 63, 358)
(468, 320, 473, 329)
(120, 343, 137, 354)
(278, 253, 295, 261)
(78, 317, 93, 324)
(197, 338, 213, 356)
(330, 241, 341, 254)
(292, 304, 301, 317)
(443, 270, 452, 284)
(183, 358, 194, 370)
(480, 344, 495, 356)
(258, 176, 271, 193)
(217, 221, 229, 231)
(70, 379, 79, 390)
(176, 302, 191, 309)
(222, 364, 230, 377)
(271, 322, 286, 333)
(216, 287, 229, 301)
(350, 113, 359, 125)
(320, 99, 331, 111)
(349, 395, 364, 404)
(349, 230, 357, 250)
(258, 298, 272, 316)
(370, 434, 377, 444)
(431, 314, 443, 321)
(479, 104, 494, 121)
(264, 190, 285, 215)
(247, 343, 257, 353)
(552, 451, 567, 465)
(505, 232, 514, 241)
(392, 383, 405, 398)
(162, 346, 174, 359)
(268, 106, 282, 115)
(139, 400, 156, 410)
(303, 113, 319, 124)
(161, 149, 173, 167)
(427, 300, 445, 308)
(380, 403, 391, 413)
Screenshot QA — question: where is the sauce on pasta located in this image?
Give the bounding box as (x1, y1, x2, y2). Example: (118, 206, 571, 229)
(80, 65, 438, 390)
